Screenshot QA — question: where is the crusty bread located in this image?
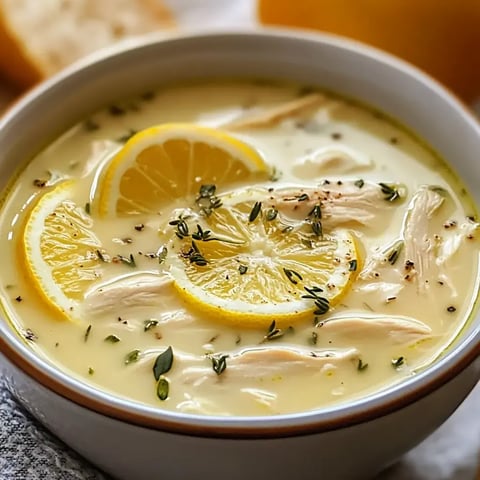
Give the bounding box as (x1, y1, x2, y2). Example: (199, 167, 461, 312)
(0, 0, 174, 88)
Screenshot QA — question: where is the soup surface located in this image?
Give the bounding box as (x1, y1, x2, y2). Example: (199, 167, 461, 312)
(0, 81, 478, 416)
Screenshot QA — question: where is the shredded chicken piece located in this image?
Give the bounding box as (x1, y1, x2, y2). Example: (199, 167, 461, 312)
(436, 220, 479, 265)
(403, 187, 445, 279)
(360, 186, 444, 282)
(292, 145, 373, 178)
(84, 272, 174, 315)
(181, 347, 359, 385)
(222, 93, 325, 130)
(354, 281, 405, 299)
(272, 180, 395, 228)
(317, 314, 432, 344)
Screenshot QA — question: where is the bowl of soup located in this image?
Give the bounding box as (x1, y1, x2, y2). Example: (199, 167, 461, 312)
(0, 30, 478, 480)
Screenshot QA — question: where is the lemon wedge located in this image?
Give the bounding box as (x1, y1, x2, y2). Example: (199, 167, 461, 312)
(20, 181, 102, 317)
(94, 123, 268, 216)
(165, 189, 359, 328)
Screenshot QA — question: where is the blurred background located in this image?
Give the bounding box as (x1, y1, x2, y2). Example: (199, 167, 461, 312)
(0, 0, 479, 105)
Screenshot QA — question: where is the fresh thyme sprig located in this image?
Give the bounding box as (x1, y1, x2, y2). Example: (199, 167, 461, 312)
(196, 184, 222, 216)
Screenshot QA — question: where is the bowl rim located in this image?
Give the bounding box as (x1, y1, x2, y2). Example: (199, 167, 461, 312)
(0, 27, 479, 439)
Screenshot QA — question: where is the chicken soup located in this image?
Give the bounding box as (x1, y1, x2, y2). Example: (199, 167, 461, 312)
(0, 81, 478, 416)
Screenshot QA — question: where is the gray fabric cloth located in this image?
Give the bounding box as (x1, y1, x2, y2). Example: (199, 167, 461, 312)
(1, 377, 479, 479)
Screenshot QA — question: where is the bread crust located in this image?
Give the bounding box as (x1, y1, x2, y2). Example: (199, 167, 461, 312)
(0, 0, 174, 88)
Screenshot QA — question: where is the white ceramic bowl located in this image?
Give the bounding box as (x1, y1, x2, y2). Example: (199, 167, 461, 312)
(0, 30, 479, 480)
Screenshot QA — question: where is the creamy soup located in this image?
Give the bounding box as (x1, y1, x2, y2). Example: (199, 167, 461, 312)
(0, 81, 478, 416)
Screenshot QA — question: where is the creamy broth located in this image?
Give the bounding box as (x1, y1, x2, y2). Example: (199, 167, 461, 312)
(0, 81, 478, 416)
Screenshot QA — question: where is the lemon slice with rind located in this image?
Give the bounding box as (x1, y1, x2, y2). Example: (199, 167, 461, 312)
(94, 123, 269, 216)
(20, 181, 103, 318)
(166, 188, 359, 328)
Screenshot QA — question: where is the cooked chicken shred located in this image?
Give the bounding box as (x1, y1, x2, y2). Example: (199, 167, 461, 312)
(222, 93, 325, 130)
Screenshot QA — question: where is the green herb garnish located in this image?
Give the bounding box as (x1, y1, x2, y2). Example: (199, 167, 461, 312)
(265, 208, 278, 221)
(354, 179, 365, 189)
(357, 359, 369, 371)
(144, 319, 159, 332)
(379, 183, 401, 202)
(187, 241, 208, 266)
(348, 259, 358, 271)
(238, 265, 248, 275)
(309, 331, 318, 345)
(210, 354, 228, 375)
(156, 377, 169, 401)
(104, 335, 120, 343)
(196, 184, 222, 216)
(153, 346, 174, 381)
(297, 193, 310, 202)
(116, 254, 136, 267)
(125, 349, 141, 365)
(263, 320, 284, 342)
(249, 201, 262, 222)
(391, 356, 405, 369)
(85, 202, 91, 214)
(387, 241, 404, 265)
(269, 166, 282, 182)
(302, 286, 330, 315)
(96, 249, 109, 262)
(283, 268, 303, 285)
(84, 325, 92, 342)
(117, 129, 138, 143)
(157, 246, 168, 264)
(88, 367, 95, 375)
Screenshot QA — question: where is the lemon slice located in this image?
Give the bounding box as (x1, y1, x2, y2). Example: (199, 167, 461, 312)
(20, 181, 102, 317)
(94, 123, 268, 216)
(166, 189, 359, 328)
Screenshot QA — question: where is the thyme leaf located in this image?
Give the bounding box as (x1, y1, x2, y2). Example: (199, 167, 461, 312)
(238, 265, 248, 275)
(357, 359, 369, 371)
(196, 184, 222, 216)
(104, 335, 120, 343)
(391, 356, 405, 369)
(387, 241, 404, 265)
(283, 268, 303, 285)
(153, 346, 174, 381)
(210, 354, 228, 375)
(378, 182, 401, 202)
(348, 259, 358, 271)
(249, 201, 262, 222)
(156, 377, 169, 401)
(125, 349, 141, 365)
(263, 320, 284, 342)
(157, 246, 168, 264)
(84, 325, 92, 342)
(265, 208, 278, 221)
(144, 319, 159, 332)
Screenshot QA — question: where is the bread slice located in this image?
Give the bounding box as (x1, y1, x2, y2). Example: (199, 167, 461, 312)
(0, 0, 174, 88)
